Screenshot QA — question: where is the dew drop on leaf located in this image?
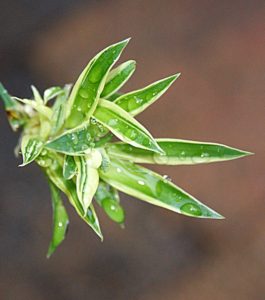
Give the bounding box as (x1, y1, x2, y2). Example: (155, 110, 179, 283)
(180, 203, 202, 216)
(125, 128, 137, 140)
(153, 153, 169, 164)
(138, 180, 145, 185)
(79, 89, 89, 98)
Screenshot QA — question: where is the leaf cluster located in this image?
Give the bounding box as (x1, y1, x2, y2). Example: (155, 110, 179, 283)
(0, 39, 251, 257)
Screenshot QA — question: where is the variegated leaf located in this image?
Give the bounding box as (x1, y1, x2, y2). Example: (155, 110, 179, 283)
(106, 139, 252, 165)
(99, 158, 224, 219)
(45, 126, 93, 155)
(75, 150, 102, 214)
(65, 39, 130, 129)
(47, 179, 69, 258)
(114, 73, 180, 116)
(94, 99, 164, 154)
(44, 155, 103, 239)
(101, 60, 136, 98)
(63, 155, 77, 180)
(20, 135, 43, 166)
(50, 84, 72, 136)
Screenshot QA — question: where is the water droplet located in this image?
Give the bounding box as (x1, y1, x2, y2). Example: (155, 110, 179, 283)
(71, 133, 78, 145)
(58, 222, 63, 227)
(138, 180, 145, 186)
(77, 106, 82, 112)
(86, 133, 91, 141)
(153, 153, 169, 164)
(108, 118, 118, 127)
(79, 89, 89, 98)
(102, 198, 125, 223)
(81, 144, 88, 151)
(179, 151, 186, 161)
(41, 149, 47, 156)
(90, 118, 97, 125)
(128, 98, 137, 111)
(116, 167, 122, 173)
(126, 128, 137, 140)
(180, 203, 202, 216)
(136, 97, 143, 104)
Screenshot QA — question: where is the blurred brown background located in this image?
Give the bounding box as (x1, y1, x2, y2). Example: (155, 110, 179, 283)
(0, 1, 264, 299)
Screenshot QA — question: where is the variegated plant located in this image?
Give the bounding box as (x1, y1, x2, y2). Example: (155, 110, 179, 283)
(0, 39, 251, 257)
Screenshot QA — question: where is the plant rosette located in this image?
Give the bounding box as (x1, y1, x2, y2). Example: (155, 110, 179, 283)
(0, 39, 252, 257)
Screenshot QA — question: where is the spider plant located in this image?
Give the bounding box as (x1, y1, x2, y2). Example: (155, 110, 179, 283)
(0, 39, 251, 257)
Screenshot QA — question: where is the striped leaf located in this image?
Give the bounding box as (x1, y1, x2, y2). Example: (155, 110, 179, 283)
(94, 99, 164, 154)
(95, 182, 125, 224)
(75, 150, 102, 214)
(106, 139, 252, 165)
(114, 74, 180, 116)
(101, 60, 136, 98)
(20, 135, 43, 166)
(99, 158, 223, 219)
(47, 180, 69, 258)
(63, 155, 77, 180)
(65, 39, 130, 129)
(44, 157, 103, 239)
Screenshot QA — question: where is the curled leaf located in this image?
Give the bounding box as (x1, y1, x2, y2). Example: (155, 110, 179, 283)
(75, 151, 102, 215)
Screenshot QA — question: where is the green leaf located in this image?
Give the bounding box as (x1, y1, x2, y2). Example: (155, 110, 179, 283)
(95, 182, 125, 224)
(44, 86, 64, 104)
(31, 85, 43, 104)
(15, 97, 52, 119)
(94, 99, 164, 154)
(0, 82, 17, 109)
(99, 158, 224, 219)
(114, 73, 180, 116)
(44, 156, 103, 239)
(47, 179, 69, 258)
(101, 60, 136, 98)
(50, 84, 72, 136)
(106, 139, 252, 165)
(65, 39, 130, 129)
(0, 83, 27, 131)
(20, 135, 43, 166)
(106, 92, 122, 101)
(63, 155, 77, 179)
(75, 150, 102, 215)
(45, 126, 94, 155)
